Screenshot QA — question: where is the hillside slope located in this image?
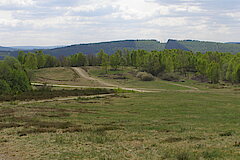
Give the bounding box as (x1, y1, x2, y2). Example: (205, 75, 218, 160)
(0, 46, 16, 52)
(3, 39, 240, 58)
(43, 40, 165, 57)
(165, 39, 191, 51)
(178, 40, 240, 54)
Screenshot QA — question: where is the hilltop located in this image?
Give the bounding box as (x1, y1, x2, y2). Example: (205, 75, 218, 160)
(178, 40, 240, 54)
(1, 39, 240, 59)
(37, 40, 166, 57)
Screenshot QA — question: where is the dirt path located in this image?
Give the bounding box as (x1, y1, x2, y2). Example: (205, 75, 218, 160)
(162, 81, 199, 90)
(71, 67, 202, 91)
(31, 67, 201, 94)
(72, 67, 117, 87)
(71, 67, 153, 92)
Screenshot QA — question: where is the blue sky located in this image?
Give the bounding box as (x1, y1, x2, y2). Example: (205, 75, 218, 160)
(0, 0, 239, 46)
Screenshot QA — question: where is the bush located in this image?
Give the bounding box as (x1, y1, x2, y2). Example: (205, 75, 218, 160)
(158, 73, 180, 82)
(0, 88, 116, 102)
(0, 80, 11, 95)
(191, 73, 208, 82)
(136, 72, 154, 81)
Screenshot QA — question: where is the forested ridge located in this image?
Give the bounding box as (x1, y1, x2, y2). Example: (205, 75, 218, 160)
(16, 49, 240, 85)
(179, 40, 240, 54)
(1, 39, 240, 60)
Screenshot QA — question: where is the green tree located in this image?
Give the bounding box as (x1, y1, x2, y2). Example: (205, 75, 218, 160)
(36, 51, 46, 68)
(0, 57, 31, 94)
(110, 52, 121, 70)
(207, 62, 220, 84)
(24, 52, 38, 69)
(17, 51, 27, 65)
(101, 53, 109, 73)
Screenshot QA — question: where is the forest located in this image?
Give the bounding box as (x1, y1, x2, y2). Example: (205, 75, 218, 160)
(1, 48, 240, 95)
(17, 49, 240, 82)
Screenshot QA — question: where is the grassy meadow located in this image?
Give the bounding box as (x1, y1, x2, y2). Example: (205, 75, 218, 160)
(0, 67, 240, 159)
(32, 67, 105, 87)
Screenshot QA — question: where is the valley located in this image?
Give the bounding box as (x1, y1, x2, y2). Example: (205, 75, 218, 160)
(0, 66, 240, 159)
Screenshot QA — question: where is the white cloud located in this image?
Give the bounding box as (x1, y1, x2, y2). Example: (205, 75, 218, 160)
(225, 12, 240, 20)
(0, 0, 239, 45)
(0, 0, 35, 7)
(147, 17, 188, 27)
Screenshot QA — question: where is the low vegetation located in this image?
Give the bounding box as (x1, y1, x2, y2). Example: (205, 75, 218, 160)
(158, 72, 181, 82)
(136, 72, 155, 81)
(0, 87, 115, 102)
(0, 89, 240, 159)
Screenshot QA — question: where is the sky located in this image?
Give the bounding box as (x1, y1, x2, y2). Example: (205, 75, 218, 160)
(0, 0, 239, 46)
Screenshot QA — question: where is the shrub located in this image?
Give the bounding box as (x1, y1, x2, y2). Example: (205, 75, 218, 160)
(136, 72, 154, 81)
(36, 83, 52, 91)
(158, 72, 180, 82)
(191, 73, 208, 82)
(0, 80, 11, 95)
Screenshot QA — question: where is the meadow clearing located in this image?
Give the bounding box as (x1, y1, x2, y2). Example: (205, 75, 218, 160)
(0, 67, 240, 160)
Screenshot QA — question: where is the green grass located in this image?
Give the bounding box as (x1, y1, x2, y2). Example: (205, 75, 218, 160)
(32, 67, 77, 81)
(1, 66, 240, 159)
(32, 67, 103, 87)
(88, 67, 192, 90)
(1, 90, 240, 159)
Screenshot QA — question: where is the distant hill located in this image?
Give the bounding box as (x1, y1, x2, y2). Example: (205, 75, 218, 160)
(35, 40, 166, 57)
(225, 42, 240, 44)
(0, 46, 16, 52)
(0, 51, 11, 60)
(177, 40, 240, 54)
(11, 46, 64, 50)
(1, 39, 240, 58)
(165, 39, 191, 51)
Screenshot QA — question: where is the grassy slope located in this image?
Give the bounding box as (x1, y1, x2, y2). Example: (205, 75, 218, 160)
(135, 41, 165, 51)
(32, 67, 105, 87)
(0, 67, 240, 159)
(87, 66, 190, 90)
(1, 91, 240, 159)
(179, 41, 240, 54)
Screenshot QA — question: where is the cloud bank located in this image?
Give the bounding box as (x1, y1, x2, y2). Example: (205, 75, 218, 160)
(0, 0, 239, 45)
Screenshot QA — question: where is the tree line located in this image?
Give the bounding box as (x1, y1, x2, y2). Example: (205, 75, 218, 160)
(1, 48, 239, 95)
(17, 49, 240, 84)
(0, 57, 31, 95)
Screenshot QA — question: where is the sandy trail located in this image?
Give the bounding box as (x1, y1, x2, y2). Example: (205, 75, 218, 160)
(16, 93, 116, 105)
(32, 67, 200, 93)
(71, 67, 153, 92)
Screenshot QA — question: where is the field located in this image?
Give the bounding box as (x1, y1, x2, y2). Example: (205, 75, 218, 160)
(32, 67, 105, 87)
(1, 67, 240, 159)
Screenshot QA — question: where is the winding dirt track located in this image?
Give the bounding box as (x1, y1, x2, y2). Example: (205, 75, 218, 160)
(17, 94, 116, 105)
(71, 67, 154, 92)
(72, 67, 117, 87)
(32, 67, 201, 93)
